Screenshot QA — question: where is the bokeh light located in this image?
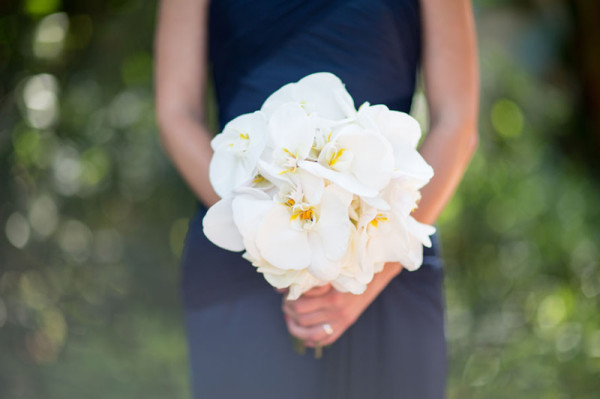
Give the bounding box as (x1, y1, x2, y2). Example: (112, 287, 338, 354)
(20, 73, 60, 129)
(33, 12, 68, 59)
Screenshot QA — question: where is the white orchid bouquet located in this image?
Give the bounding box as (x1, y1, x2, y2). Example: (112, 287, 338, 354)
(203, 72, 436, 300)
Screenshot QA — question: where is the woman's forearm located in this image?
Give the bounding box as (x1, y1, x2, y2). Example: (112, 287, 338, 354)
(157, 111, 220, 208)
(412, 119, 478, 226)
(154, 0, 214, 206)
(383, 120, 478, 278)
(415, 0, 479, 226)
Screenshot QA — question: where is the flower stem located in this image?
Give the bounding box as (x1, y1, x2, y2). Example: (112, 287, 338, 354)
(291, 336, 306, 356)
(314, 344, 323, 359)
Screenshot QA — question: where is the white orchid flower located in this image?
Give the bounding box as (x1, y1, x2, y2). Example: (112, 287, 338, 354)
(241, 237, 327, 301)
(209, 111, 268, 198)
(360, 182, 436, 271)
(255, 184, 353, 281)
(201, 196, 244, 252)
(258, 102, 315, 177)
(331, 225, 375, 295)
(299, 123, 395, 198)
(252, 261, 323, 300)
(233, 181, 354, 298)
(358, 104, 434, 189)
(261, 72, 356, 121)
(222, 188, 316, 299)
(230, 187, 274, 260)
(202, 185, 274, 253)
(232, 184, 332, 301)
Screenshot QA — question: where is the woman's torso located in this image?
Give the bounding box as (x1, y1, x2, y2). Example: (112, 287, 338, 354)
(181, 0, 437, 309)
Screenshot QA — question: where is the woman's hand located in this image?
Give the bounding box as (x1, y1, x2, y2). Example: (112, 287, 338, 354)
(279, 262, 403, 347)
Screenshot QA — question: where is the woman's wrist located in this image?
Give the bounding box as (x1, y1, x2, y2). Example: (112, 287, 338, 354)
(379, 262, 403, 285)
(365, 262, 403, 299)
(385, 261, 404, 277)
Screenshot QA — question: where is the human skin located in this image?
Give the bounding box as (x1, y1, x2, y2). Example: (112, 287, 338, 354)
(153, 0, 479, 347)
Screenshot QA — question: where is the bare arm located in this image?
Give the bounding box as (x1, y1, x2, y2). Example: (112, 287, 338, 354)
(413, 0, 480, 225)
(282, 0, 480, 347)
(154, 0, 220, 207)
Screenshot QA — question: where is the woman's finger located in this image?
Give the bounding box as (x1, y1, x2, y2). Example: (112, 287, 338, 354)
(283, 290, 338, 315)
(306, 327, 342, 348)
(283, 296, 329, 315)
(292, 319, 344, 348)
(285, 317, 334, 344)
(283, 307, 335, 328)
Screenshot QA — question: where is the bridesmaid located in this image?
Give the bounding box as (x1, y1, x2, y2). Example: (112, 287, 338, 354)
(154, 0, 478, 397)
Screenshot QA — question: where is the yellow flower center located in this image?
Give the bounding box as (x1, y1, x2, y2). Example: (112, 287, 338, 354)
(227, 130, 250, 153)
(290, 207, 315, 223)
(328, 148, 346, 167)
(252, 174, 265, 185)
(369, 214, 389, 228)
(278, 148, 298, 174)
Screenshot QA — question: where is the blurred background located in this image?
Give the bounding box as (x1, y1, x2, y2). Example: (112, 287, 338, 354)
(1, 0, 599, 398)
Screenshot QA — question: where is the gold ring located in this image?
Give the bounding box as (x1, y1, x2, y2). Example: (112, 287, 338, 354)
(322, 323, 334, 336)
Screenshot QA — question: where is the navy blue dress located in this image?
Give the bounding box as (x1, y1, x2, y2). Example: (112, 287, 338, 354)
(181, 0, 447, 397)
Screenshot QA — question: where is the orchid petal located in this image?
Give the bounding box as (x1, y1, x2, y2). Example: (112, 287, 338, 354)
(361, 195, 390, 211)
(299, 160, 378, 197)
(261, 267, 302, 288)
(296, 169, 324, 205)
(268, 102, 314, 160)
(334, 87, 358, 119)
(231, 188, 273, 258)
(256, 159, 291, 188)
(332, 275, 367, 294)
(315, 186, 352, 260)
(336, 128, 394, 191)
(287, 276, 318, 300)
(367, 230, 404, 264)
(390, 146, 434, 187)
(307, 233, 341, 281)
(209, 111, 268, 197)
(294, 73, 353, 120)
(209, 151, 252, 198)
(359, 104, 421, 148)
(202, 198, 244, 251)
(255, 203, 311, 270)
(261, 83, 295, 118)
(406, 216, 436, 248)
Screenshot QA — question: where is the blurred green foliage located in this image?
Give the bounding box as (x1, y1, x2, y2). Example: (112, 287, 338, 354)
(1, 1, 192, 398)
(0, 0, 599, 398)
